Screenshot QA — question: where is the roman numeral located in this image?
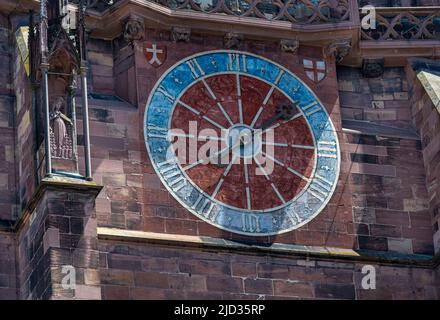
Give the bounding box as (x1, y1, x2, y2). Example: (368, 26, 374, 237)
(157, 158, 187, 192)
(157, 85, 175, 104)
(227, 53, 236, 71)
(146, 124, 169, 140)
(191, 194, 217, 222)
(317, 140, 337, 159)
(227, 53, 247, 72)
(286, 210, 302, 225)
(242, 214, 261, 233)
(240, 53, 247, 72)
(301, 101, 321, 117)
(186, 58, 205, 79)
(308, 174, 334, 202)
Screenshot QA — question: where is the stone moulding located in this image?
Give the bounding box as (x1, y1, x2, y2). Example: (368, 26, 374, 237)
(359, 39, 440, 62)
(81, 0, 358, 43)
(97, 227, 439, 268)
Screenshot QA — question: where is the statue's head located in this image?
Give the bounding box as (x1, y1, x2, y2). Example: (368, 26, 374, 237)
(53, 97, 65, 112)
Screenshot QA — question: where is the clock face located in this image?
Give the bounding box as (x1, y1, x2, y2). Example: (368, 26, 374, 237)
(144, 50, 340, 236)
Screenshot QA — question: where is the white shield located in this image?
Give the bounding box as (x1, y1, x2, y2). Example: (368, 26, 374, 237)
(303, 58, 326, 83)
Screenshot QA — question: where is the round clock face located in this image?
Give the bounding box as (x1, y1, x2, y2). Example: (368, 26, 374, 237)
(144, 50, 340, 236)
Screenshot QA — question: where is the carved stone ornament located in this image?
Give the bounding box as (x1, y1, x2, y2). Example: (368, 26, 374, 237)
(123, 16, 144, 43)
(224, 32, 243, 49)
(280, 39, 299, 54)
(362, 58, 385, 78)
(323, 39, 352, 63)
(171, 27, 191, 42)
(49, 97, 74, 159)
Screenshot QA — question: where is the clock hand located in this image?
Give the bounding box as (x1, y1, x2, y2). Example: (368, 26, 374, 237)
(209, 131, 251, 165)
(257, 112, 285, 131)
(256, 102, 298, 131)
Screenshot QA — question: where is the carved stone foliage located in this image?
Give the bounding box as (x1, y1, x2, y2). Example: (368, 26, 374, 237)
(172, 27, 191, 42)
(362, 58, 385, 78)
(156, 0, 350, 23)
(49, 97, 75, 160)
(280, 39, 299, 54)
(123, 17, 145, 43)
(324, 38, 351, 63)
(224, 32, 243, 49)
(361, 9, 440, 40)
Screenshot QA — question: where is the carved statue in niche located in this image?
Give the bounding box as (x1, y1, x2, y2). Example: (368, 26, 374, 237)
(49, 97, 74, 159)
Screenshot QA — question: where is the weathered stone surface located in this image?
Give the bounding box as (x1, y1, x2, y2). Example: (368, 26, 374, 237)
(97, 240, 440, 300)
(15, 185, 102, 300)
(388, 238, 413, 254)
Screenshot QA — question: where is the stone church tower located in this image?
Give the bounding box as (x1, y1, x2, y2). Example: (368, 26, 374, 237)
(0, 0, 439, 299)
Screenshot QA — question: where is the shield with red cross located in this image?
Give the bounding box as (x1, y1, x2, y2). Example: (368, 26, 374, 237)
(303, 58, 326, 83)
(144, 42, 167, 67)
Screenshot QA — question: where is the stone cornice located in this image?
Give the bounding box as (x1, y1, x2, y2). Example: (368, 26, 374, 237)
(85, 0, 359, 44)
(97, 227, 440, 268)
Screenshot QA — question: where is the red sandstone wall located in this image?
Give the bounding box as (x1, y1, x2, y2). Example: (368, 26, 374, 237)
(89, 39, 115, 96)
(98, 241, 440, 300)
(346, 133, 432, 254)
(0, 14, 18, 222)
(17, 188, 101, 300)
(339, 67, 412, 129)
(406, 64, 440, 253)
(0, 233, 17, 299)
(339, 67, 433, 255)
(12, 20, 36, 215)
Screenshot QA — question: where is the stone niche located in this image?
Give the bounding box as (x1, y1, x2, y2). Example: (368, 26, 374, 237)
(38, 75, 79, 176)
(36, 37, 80, 177)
